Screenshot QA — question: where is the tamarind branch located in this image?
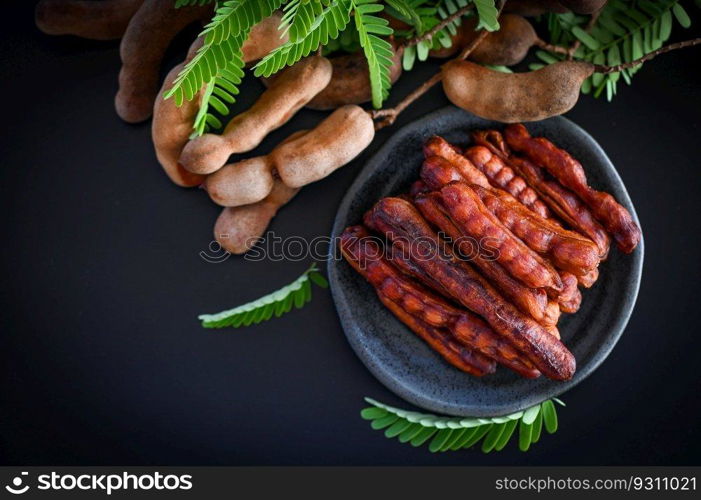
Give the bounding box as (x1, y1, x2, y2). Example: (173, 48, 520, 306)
(593, 37, 701, 74)
(403, 4, 474, 49)
(533, 38, 570, 55)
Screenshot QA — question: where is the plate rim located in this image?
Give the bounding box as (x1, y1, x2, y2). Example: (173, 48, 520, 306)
(328, 106, 644, 417)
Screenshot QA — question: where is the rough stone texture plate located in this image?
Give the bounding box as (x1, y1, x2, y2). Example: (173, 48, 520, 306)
(328, 107, 644, 417)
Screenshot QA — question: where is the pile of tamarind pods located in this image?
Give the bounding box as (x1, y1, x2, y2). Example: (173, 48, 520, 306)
(35, 0, 615, 254)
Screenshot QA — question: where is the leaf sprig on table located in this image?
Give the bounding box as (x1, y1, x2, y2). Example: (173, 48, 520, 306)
(361, 397, 564, 453)
(198, 263, 328, 328)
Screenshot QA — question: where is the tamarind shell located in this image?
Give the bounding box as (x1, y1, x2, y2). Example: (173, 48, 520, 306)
(307, 48, 403, 110)
(151, 38, 206, 187)
(274, 105, 375, 188)
(35, 0, 145, 40)
(262, 47, 403, 111)
(430, 15, 537, 67)
(214, 181, 299, 255)
(242, 11, 289, 64)
(115, 0, 212, 124)
(181, 56, 332, 175)
(442, 60, 594, 123)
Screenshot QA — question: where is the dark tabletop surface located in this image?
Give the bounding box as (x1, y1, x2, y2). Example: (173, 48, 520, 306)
(1, 1, 700, 465)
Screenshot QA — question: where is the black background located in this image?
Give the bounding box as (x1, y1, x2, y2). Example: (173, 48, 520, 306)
(1, 1, 700, 465)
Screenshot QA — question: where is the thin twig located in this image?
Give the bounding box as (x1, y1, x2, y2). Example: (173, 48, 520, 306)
(568, 7, 602, 60)
(593, 37, 701, 74)
(533, 38, 570, 55)
(403, 4, 473, 49)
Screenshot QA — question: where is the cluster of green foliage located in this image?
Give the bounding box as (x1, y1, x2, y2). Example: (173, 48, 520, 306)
(166, 0, 499, 136)
(361, 397, 564, 453)
(534, 0, 692, 101)
(167, 0, 694, 136)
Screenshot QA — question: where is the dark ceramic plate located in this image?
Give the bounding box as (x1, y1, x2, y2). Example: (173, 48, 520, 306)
(328, 106, 644, 417)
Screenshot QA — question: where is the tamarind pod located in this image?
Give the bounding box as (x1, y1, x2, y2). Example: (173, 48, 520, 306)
(543, 302, 561, 336)
(506, 154, 611, 259)
(438, 183, 563, 291)
(241, 12, 289, 63)
(504, 124, 642, 253)
(213, 180, 299, 255)
(203, 130, 311, 207)
(35, 0, 144, 40)
(363, 197, 574, 381)
(423, 136, 491, 188)
(504, 0, 569, 17)
(465, 144, 550, 218)
(116, 0, 213, 123)
(342, 225, 539, 378)
(339, 226, 495, 376)
(151, 38, 206, 187)
(429, 15, 536, 67)
(414, 191, 549, 323)
(419, 156, 578, 315)
(181, 56, 333, 174)
(305, 48, 403, 110)
(274, 105, 375, 188)
(578, 267, 599, 288)
(204, 157, 274, 207)
(558, 272, 582, 313)
(442, 60, 594, 123)
(409, 180, 431, 197)
(380, 296, 496, 376)
(470, 184, 600, 276)
(420, 154, 465, 190)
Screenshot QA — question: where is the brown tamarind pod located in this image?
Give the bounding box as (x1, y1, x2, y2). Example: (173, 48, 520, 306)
(181, 56, 332, 174)
(203, 130, 309, 207)
(241, 11, 290, 63)
(115, 0, 212, 123)
(35, 0, 144, 40)
(151, 38, 206, 188)
(305, 47, 403, 110)
(442, 60, 594, 123)
(274, 105, 375, 188)
(204, 105, 373, 207)
(430, 15, 537, 67)
(213, 180, 299, 255)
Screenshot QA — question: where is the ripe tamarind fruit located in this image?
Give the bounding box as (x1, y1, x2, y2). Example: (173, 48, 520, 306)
(180, 56, 332, 174)
(261, 46, 403, 110)
(151, 38, 206, 188)
(115, 0, 212, 123)
(273, 105, 375, 188)
(35, 0, 144, 40)
(214, 180, 300, 255)
(204, 105, 373, 207)
(430, 14, 537, 67)
(442, 60, 594, 123)
(241, 11, 290, 64)
(306, 47, 403, 110)
(203, 130, 309, 208)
